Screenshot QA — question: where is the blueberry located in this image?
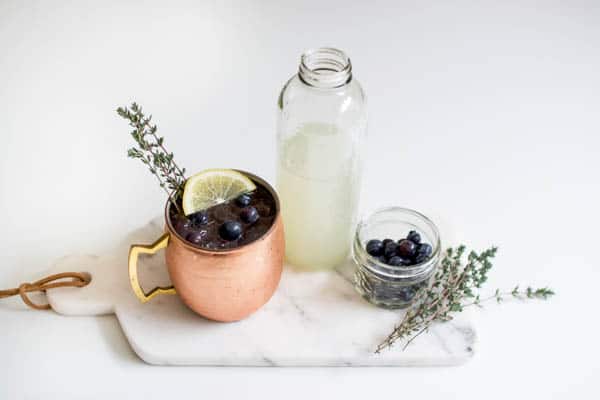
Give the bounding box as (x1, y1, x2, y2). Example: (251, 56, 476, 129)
(388, 256, 408, 266)
(190, 211, 209, 226)
(219, 221, 242, 241)
(235, 193, 252, 207)
(418, 243, 432, 256)
(186, 230, 206, 245)
(413, 243, 433, 263)
(366, 239, 384, 256)
(384, 242, 398, 258)
(173, 216, 192, 234)
(377, 256, 387, 263)
(240, 206, 259, 224)
(407, 230, 421, 244)
(382, 238, 395, 247)
(219, 221, 243, 241)
(398, 239, 417, 259)
(398, 287, 416, 302)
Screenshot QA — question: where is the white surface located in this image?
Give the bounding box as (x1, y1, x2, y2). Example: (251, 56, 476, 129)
(46, 217, 475, 366)
(0, 0, 598, 398)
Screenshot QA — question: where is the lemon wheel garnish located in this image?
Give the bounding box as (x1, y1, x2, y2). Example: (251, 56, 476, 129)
(182, 169, 256, 216)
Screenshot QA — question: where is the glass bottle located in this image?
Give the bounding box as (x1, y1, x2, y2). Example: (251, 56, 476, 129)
(276, 47, 367, 269)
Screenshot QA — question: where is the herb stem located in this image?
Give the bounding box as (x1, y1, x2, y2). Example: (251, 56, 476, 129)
(117, 103, 187, 214)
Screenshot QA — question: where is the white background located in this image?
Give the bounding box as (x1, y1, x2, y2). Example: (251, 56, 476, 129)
(1, 0, 599, 398)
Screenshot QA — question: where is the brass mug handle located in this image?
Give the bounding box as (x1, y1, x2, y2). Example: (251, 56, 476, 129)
(128, 233, 176, 303)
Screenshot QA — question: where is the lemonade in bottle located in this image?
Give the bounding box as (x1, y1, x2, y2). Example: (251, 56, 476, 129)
(276, 48, 367, 269)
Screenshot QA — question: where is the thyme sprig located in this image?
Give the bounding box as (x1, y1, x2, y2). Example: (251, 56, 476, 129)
(376, 246, 555, 353)
(117, 103, 187, 213)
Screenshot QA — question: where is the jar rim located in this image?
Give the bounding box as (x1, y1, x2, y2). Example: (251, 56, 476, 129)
(353, 206, 442, 280)
(298, 47, 352, 89)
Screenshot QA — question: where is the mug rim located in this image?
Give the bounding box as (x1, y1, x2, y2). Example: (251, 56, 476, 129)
(164, 169, 281, 255)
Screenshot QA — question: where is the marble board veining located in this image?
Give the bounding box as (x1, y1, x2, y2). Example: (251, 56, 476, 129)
(45, 218, 475, 366)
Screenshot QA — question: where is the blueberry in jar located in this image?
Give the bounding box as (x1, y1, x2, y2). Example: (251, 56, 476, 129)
(388, 256, 408, 266)
(219, 221, 243, 241)
(413, 244, 431, 264)
(240, 206, 260, 224)
(398, 239, 417, 259)
(235, 193, 252, 207)
(382, 238, 395, 248)
(407, 230, 421, 244)
(366, 239, 384, 257)
(384, 241, 399, 259)
(414, 243, 432, 264)
(418, 243, 432, 256)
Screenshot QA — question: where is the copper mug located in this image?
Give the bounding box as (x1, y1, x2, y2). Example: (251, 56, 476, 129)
(127, 172, 284, 322)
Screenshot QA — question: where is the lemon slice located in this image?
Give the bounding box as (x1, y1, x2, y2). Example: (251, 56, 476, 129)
(182, 169, 256, 215)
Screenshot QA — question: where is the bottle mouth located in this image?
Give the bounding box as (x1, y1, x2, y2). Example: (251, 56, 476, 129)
(299, 47, 352, 89)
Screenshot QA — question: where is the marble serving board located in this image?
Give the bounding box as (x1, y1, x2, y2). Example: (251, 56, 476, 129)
(45, 218, 476, 366)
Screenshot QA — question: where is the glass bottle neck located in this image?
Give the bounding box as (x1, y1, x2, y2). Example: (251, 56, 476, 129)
(298, 47, 352, 89)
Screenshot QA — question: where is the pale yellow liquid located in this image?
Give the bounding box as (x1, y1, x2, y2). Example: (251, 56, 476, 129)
(277, 123, 361, 269)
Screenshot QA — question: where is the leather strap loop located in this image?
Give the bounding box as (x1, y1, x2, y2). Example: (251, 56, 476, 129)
(0, 272, 91, 310)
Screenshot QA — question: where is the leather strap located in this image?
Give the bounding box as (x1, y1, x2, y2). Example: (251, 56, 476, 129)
(0, 272, 91, 310)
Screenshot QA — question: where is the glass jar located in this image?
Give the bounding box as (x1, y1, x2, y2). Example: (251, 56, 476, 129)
(352, 207, 441, 309)
(276, 47, 367, 270)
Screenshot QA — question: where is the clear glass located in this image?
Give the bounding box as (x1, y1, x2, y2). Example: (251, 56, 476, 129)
(352, 207, 442, 309)
(276, 48, 367, 269)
